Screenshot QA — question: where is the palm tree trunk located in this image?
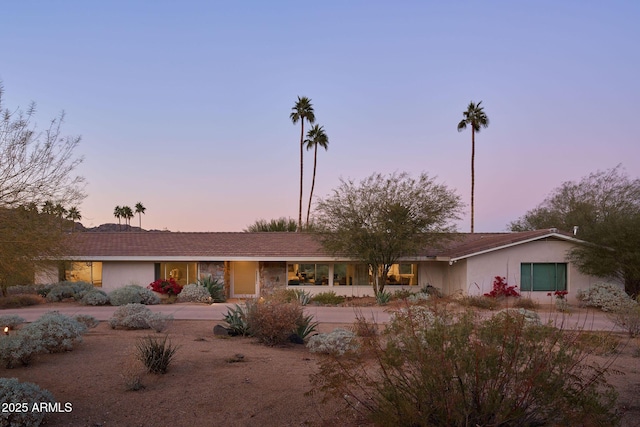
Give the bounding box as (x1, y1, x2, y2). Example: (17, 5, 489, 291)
(306, 144, 319, 227)
(471, 128, 475, 233)
(298, 122, 305, 232)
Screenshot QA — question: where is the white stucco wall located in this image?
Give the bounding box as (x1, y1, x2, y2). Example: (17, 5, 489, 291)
(101, 262, 155, 292)
(463, 239, 600, 304)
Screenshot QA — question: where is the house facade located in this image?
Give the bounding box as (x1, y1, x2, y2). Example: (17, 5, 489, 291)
(52, 229, 609, 304)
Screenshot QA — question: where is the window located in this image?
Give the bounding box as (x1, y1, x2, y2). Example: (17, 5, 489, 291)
(287, 263, 329, 285)
(520, 263, 567, 291)
(154, 262, 197, 286)
(65, 262, 102, 287)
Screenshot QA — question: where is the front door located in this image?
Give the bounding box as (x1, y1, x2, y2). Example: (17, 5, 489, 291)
(232, 261, 258, 297)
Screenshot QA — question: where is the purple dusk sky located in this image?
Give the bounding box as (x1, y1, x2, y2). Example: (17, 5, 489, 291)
(1, 1, 638, 232)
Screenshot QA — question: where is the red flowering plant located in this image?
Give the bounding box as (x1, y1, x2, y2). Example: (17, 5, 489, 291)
(148, 278, 183, 296)
(484, 276, 520, 298)
(548, 290, 568, 300)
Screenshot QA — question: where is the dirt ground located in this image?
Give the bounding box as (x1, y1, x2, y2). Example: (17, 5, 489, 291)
(2, 311, 640, 426)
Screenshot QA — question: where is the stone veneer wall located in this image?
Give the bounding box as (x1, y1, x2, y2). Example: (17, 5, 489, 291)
(198, 262, 228, 296)
(259, 261, 287, 296)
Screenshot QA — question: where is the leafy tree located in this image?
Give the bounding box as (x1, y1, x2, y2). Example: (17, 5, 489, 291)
(244, 217, 299, 232)
(457, 100, 489, 233)
(304, 124, 329, 228)
(315, 172, 463, 295)
(0, 85, 84, 293)
(290, 96, 316, 232)
(509, 165, 640, 296)
(135, 202, 146, 229)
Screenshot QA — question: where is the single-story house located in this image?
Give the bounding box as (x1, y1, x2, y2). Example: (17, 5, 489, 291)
(40, 229, 611, 304)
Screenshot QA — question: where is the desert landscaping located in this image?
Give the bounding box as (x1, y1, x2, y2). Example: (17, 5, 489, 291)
(1, 297, 640, 427)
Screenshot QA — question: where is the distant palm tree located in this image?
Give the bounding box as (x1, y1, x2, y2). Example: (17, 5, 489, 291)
(122, 206, 134, 230)
(53, 203, 67, 230)
(114, 205, 122, 231)
(290, 96, 316, 232)
(135, 202, 146, 229)
(66, 206, 81, 232)
(41, 200, 55, 215)
(457, 100, 489, 233)
(304, 124, 329, 227)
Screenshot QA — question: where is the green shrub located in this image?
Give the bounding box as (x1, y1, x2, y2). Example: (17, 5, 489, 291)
(44, 284, 75, 302)
(109, 303, 172, 330)
(608, 304, 640, 337)
(109, 285, 160, 306)
(80, 289, 110, 306)
(0, 378, 55, 427)
(391, 289, 414, 300)
(0, 314, 26, 330)
(0, 294, 44, 308)
(222, 304, 251, 336)
(197, 276, 226, 302)
(375, 290, 392, 305)
(176, 283, 212, 303)
(136, 335, 179, 374)
(310, 309, 619, 426)
(22, 311, 87, 353)
(69, 281, 95, 300)
(311, 291, 345, 306)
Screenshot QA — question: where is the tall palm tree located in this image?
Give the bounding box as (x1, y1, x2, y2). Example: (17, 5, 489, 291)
(457, 100, 489, 233)
(114, 205, 122, 231)
(66, 206, 81, 232)
(290, 96, 316, 231)
(41, 200, 55, 215)
(122, 206, 134, 230)
(135, 202, 146, 229)
(304, 124, 329, 227)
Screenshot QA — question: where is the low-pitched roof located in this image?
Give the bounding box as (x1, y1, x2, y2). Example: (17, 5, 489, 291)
(66, 229, 583, 262)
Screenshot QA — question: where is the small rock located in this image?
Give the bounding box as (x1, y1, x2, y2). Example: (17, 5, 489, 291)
(213, 324, 230, 336)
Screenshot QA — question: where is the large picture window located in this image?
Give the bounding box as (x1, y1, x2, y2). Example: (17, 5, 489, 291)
(520, 263, 567, 291)
(155, 262, 197, 286)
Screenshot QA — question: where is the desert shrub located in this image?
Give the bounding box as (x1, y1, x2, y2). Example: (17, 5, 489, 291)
(460, 295, 500, 310)
(310, 310, 619, 427)
(311, 291, 345, 306)
(69, 281, 95, 300)
(22, 311, 87, 353)
(121, 354, 145, 391)
(293, 289, 311, 306)
(80, 289, 110, 306)
(375, 290, 392, 305)
(136, 335, 179, 374)
(307, 328, 359, 356)
(176, 283, 212, 303)
(391, 289, 414, 300)
(0, 314, 26, 330)
(609, 304, 640, 337)
(0, 334, 44, 368)
(0, 378, 55, 427)
(44, 284, 75, 302)
(109, 285, 160, 306)
(109, 303, 161, 330)
(577, 282, 636, 312)
(146, 312, 174, 333)
(223, 303, 251, 336)
(407, 292, 430, 304)
(247, 301, 304, 346)
(148, 278, 182, 296)
(0, 294, 44, 308)
(577, 332, 621, 356)
(513, 297, 538, 310)
(484, 275, 520, 298)
(6, 284, 43, 295)
(198, 276, 226, 302)
(73, 314, 99, 329)
(421, 284, 443, 297)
